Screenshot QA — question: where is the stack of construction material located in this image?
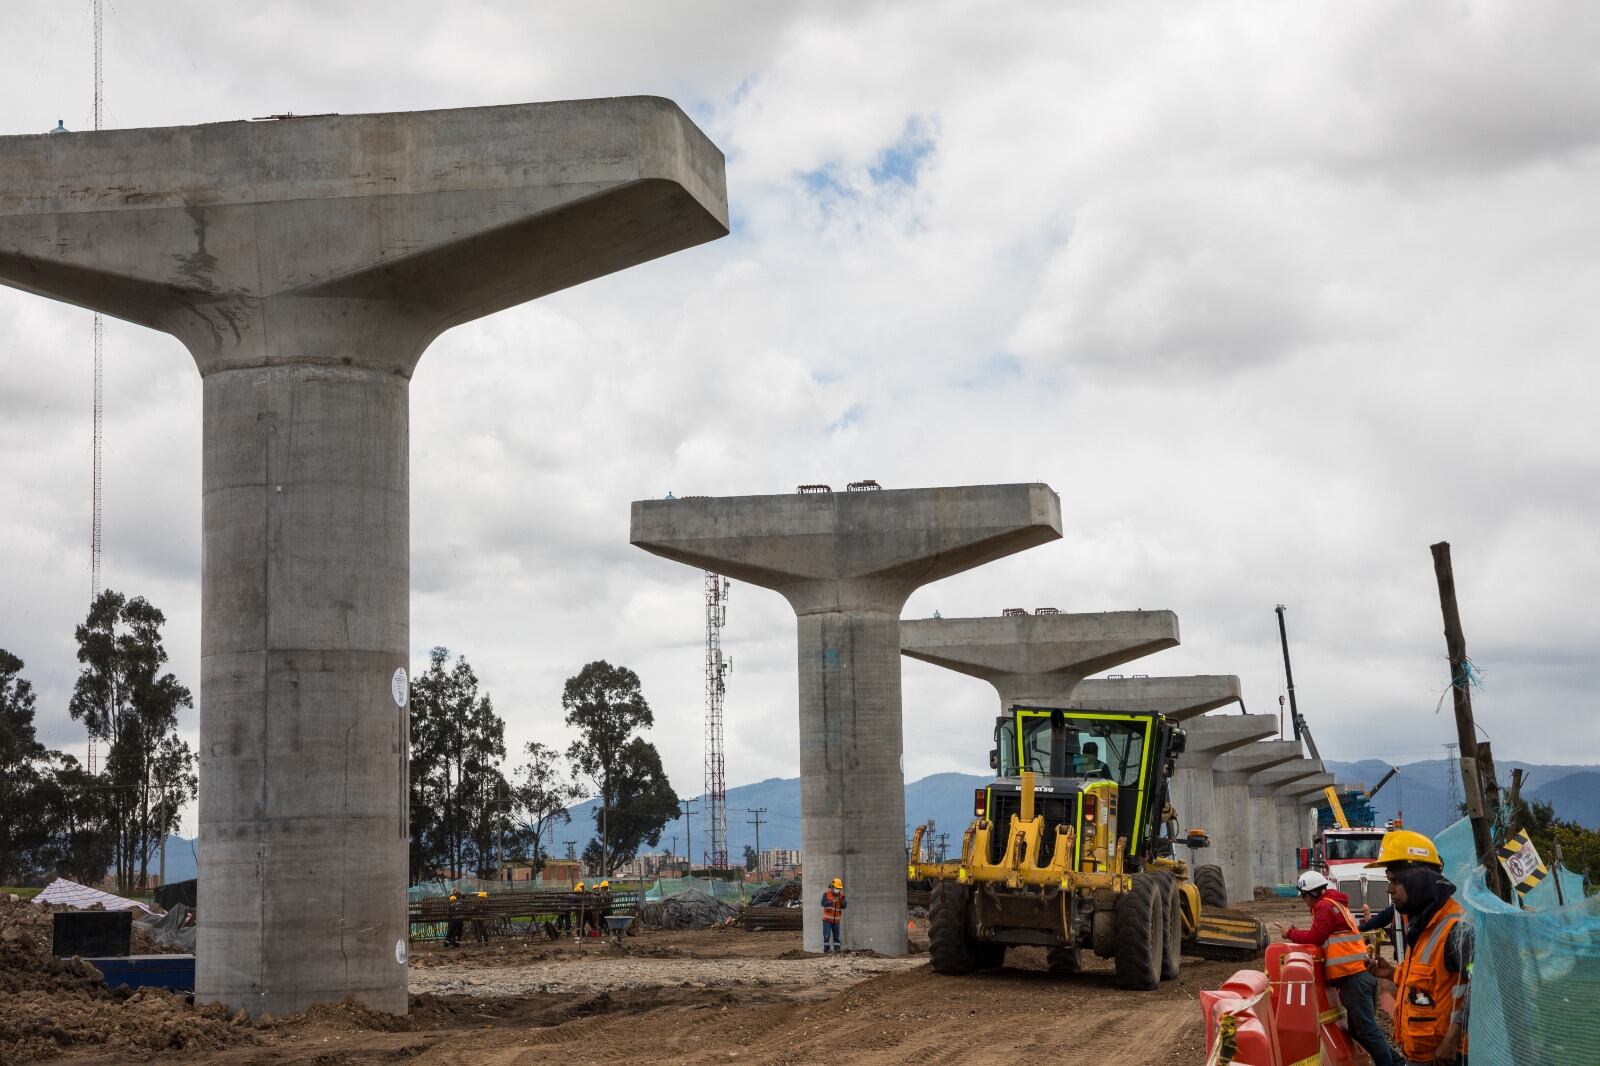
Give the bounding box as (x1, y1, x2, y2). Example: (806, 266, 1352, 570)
(637, 889, 740, 930)
(740, 906, 803, 931)
(748, 881, 802, 908)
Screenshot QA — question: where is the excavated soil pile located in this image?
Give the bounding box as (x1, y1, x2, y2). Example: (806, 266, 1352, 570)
(0, 896, 257, 1063)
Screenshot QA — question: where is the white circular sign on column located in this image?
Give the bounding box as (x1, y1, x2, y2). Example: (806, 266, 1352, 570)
(392, 668, 408, 707)
(395, 938, 407, 965)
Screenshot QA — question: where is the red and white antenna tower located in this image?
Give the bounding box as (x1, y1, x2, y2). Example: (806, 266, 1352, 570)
(87, 0, 105, 776)
(703, 573, 731, 868)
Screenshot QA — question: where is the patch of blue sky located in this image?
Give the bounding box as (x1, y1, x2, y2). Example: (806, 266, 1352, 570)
(869, 118, 936, 187)
(955, 353, 1025, 390)
(829, 403, 867, 432)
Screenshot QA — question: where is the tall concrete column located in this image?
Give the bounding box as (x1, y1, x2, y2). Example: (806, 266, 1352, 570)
(1212, 740, 1302, 899)
(899, 609, 1180, 710)
(632, 484, 1062, 954)
(1, 100, 729, 1016)
(1279, 773, 1334, 881)
(1169, 713, 1277, 899)
(1248, 758, 1322, 888)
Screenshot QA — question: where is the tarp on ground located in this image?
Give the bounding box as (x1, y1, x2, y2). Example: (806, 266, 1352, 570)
(32, 878, 156, 914)
(1435, 816, 1600, 1064)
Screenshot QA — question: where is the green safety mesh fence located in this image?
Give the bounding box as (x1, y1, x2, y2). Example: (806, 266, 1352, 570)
(642, 876, 749, 903)
(1435, 817, 1600, 1063)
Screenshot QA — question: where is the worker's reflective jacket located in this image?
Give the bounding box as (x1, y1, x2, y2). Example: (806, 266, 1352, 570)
(1393, 896, 1465, 1063)
(822, 889, 844, 924)
(1321, 901, 1368, 980)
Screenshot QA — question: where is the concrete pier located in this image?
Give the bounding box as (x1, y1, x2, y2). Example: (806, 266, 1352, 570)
(631, 484, 1062, 954)
(899, 609, 1180, 708)
(1248, 759, 1324, 886)
(1278, 773, 1335, 881)
(1212, 740, 1302, 899)
(1169, 714, 1277, 898)
(0, 99, 729, 1015)
(1066, 675, 1244, 721)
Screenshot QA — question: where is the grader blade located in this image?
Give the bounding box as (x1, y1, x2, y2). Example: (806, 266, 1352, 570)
(1184, 906, 1268, 961)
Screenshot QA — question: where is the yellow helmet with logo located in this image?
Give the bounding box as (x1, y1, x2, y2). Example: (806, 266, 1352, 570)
(831, 878, 843, 890)
(1366, 829, 1443, 869)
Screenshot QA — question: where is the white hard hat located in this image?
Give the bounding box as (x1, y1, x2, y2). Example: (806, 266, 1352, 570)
(1296, 870, 1332, 894)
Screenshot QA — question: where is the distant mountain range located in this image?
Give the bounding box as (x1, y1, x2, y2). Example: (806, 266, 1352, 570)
(558, 759, 1600, 859)
(156, 760, 1600, 876)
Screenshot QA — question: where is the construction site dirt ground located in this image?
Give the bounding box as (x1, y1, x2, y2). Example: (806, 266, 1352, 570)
(20, 896, 1313, 1066)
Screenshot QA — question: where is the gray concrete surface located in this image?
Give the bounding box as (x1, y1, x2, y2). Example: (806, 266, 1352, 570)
(1249, 758, 1324, 885)
(631, 484, 1062, 954)
(1277, 772, 1335, 882)
(1065, 674, 1244, 721)
(1213, 740, 1303, 898)
(1169, 713, 1277, 900)
(0, 99, 729, 1017)
(899, 609, 1179, 709)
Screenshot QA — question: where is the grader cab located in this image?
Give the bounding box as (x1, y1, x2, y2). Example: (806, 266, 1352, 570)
(909, 706, 1267, 989)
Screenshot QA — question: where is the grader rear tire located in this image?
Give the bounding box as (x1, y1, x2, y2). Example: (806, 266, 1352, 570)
(1114, 873, 1163, 991)
(928, 882, 977, 975)
(1152, 873, 1182, 981)
(1194, 864, 1228, 909)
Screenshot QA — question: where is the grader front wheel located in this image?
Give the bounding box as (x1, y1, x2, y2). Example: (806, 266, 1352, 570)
(928, 882, 978, 975)
(1113, 872, 1164, 991)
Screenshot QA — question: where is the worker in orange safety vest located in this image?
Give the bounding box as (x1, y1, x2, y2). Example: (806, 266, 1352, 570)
(1279, 869, 1396, 1066)
(1365, 830, 1472, 1066)
(820, 878, 846, 953)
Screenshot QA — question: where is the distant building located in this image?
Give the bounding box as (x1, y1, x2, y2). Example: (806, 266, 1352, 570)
(613, 852, 689, 880)
(759, 848, 802, 874)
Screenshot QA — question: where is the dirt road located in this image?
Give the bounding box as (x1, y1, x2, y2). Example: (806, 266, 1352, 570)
(23, 898, 1307, 1065)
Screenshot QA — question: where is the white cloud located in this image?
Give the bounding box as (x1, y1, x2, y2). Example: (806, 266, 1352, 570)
(3, 0, 1598, 843)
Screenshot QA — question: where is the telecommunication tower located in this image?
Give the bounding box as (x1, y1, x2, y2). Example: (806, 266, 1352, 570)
(1444, 742, 1461, 811)
(87, 0, 106, 777)
(703, 572, 731, 868)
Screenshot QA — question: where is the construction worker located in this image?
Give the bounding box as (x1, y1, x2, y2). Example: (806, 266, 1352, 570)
(1078, 740, 1111, 778)
(821, 877, 846, 953)
(1280, 870, 1396, 1066)
(444, 892, 464, 948)
(1366, 830, 1472, 1066)
(472, 890, 491, 945)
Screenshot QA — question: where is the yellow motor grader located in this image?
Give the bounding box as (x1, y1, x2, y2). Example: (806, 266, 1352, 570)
(909, 705, 1266, 989)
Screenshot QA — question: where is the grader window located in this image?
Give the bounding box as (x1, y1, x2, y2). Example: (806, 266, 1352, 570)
(1018, 714, 1147, 788)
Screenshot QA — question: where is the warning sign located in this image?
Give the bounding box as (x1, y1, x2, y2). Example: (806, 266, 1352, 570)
(1496, 830, 1548, 899)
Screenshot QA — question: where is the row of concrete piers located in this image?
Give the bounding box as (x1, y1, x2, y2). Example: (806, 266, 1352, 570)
(631, 484, 1325, 957)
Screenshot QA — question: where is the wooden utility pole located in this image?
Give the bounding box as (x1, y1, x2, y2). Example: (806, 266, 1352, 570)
(1430, 541, 1511, 901)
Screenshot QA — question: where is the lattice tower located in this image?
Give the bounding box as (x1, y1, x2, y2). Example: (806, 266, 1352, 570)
(1444, 742, 1461, 812)
(703, 572, 731, 867)
(87, 0, 105, 777)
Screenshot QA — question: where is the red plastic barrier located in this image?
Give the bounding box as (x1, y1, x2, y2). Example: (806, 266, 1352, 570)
(1199, 968, 1281, 1066)
(1265, 943, 1357, 1066)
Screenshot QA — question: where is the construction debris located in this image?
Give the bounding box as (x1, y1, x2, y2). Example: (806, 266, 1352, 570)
(637, 889, 740, 930)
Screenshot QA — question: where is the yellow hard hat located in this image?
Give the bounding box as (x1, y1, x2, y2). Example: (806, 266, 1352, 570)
(575, 881, 585, 891)
(448, 893, 458, 901)
(1366, 829, 1443, 870)
(831, 878, 843, 890)
(600, 880, 610, 889)
(476, 891, 488, 899)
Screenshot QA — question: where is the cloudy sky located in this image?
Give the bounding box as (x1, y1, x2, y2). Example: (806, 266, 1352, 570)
(3, 1, 1597, 838)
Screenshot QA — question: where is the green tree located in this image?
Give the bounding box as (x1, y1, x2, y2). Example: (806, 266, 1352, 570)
(408, 647, 508, 880)
(0, 650, 51, 882)
(1506, 795, 1600, 895)
(512, 740, 582, 878)
(742, 844, 758, 873)
(563, 661, 679, 874)
(66, 592, 196, 893)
